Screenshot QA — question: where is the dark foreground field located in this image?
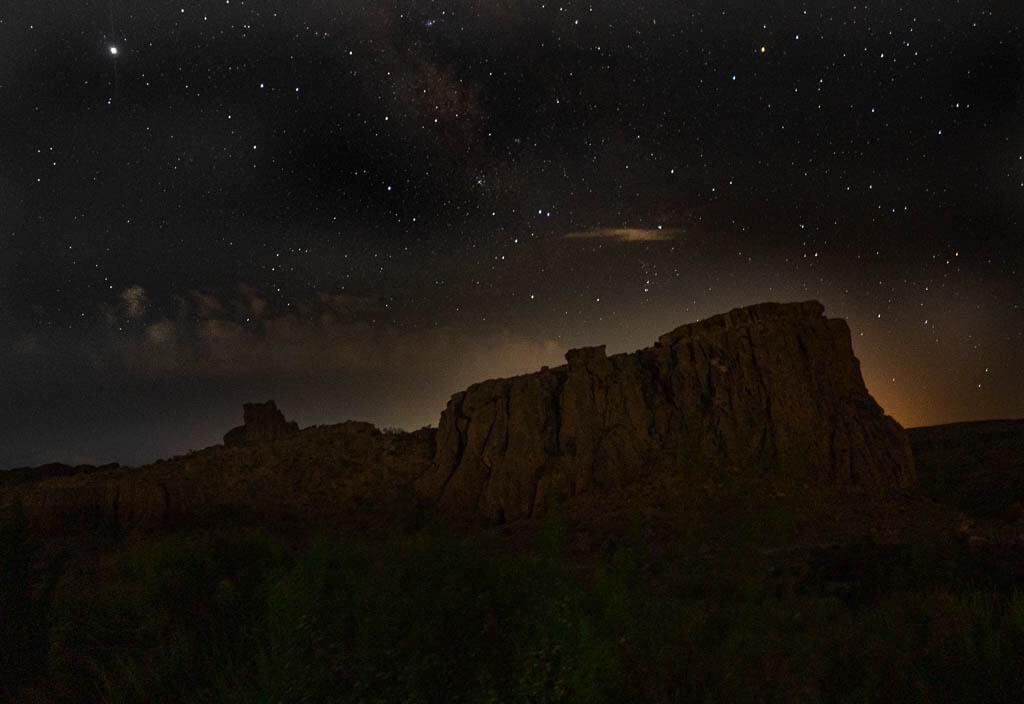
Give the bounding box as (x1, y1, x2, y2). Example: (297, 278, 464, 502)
(3, 420, 1024, 703)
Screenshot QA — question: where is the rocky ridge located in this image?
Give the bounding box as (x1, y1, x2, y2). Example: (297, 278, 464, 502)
(3, 422, 434, 531)
(1, 300, 914, 531)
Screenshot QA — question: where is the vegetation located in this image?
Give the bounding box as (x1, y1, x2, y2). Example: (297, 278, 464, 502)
(0, 502, 62, 700)
(911, 423, 1024, 521)
(4, 492, 1024, 704)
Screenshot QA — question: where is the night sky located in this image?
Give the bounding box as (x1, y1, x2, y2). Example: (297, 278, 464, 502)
(2, 1, 1022, 468)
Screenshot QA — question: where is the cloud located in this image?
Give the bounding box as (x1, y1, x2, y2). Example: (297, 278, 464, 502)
(119, 285, 148, 319)
(10, 333, 41, 356)
(103, 288, 566, 393)
(144, 320, 176, 345)
(191, 291, 224, 318)
(81, 284, 573, 430)
(565, 227, 681, 243)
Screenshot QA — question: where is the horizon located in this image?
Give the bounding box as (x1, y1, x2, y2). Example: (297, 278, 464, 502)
(2, 1, 1021, 468)
(2, 297, 1020, 470)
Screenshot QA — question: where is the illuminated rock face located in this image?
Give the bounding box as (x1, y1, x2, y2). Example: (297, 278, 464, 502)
(418, 300, 915, 523)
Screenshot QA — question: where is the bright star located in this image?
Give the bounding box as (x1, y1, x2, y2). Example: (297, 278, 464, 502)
(109, 46, 119, 55)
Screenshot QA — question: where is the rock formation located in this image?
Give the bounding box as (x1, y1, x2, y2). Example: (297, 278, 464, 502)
(223, 400, 299, 447)
(1, 421, 435, 531)
(0, 462, 119, 488)
(1, 300, 916, 532)
(417, 300, 915, 522)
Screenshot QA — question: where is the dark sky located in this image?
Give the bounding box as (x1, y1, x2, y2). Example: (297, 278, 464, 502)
(2, 0, 1022, 468)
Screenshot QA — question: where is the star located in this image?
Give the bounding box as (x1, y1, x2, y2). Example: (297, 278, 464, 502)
(0, 0, 1016, 463)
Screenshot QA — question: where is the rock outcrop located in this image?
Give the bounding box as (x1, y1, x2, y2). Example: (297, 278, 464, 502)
(1, 421, 435, 531)
(417, 300, 915, 522)
(0, 462, 119, 488)
(223, 400, 299, 447)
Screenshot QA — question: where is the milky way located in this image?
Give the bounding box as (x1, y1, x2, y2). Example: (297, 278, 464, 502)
(1, 1, 1021, 466)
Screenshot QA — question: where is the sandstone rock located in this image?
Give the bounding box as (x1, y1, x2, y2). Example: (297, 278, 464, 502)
(1, 421, 436, 532)
(417, 300, 915, 523)
(223, 400, 299, 446)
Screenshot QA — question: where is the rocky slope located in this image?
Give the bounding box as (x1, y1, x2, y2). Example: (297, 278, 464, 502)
(910, 419, 1024, 521)
(417, 300, 914, 522)
(0, 462, 120, 488)
(2, 421, 434, 531)
(1, 300, 914, 531)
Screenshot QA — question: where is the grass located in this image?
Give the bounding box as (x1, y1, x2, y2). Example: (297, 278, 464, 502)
(4, 494, 1024, 703)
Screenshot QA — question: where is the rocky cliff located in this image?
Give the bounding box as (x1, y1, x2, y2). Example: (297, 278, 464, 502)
(416, 300, 914, 522)
(2, 300, 914, 532)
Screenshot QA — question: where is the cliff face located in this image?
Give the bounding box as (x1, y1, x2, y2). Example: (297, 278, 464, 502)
(417, 301, 914, 522)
